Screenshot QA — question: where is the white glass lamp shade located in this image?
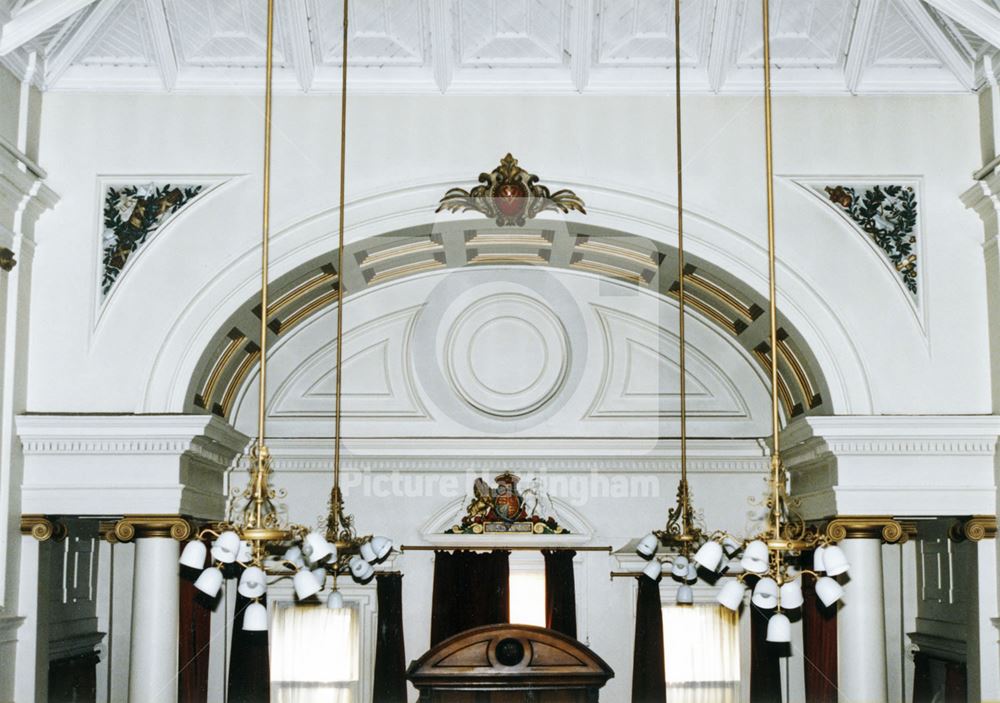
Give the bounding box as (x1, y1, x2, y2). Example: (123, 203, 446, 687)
(766, 613, 791, 643)
(179, 541, 207, 569)
(684, 563, 698, 583)
(237, 566, 267, 599)
(326, 542, 339, 563)
(671, 559, 688, 579)
(293, 569, 322, 600)
(349, 555, 375, 581)
(242, 602, 268, 631)
(779, 580, 804, 609)
(369, 536, 392, 561)
(636, 533, 659, 558)
(751, 577, 779, 609)
(676, 584, 694, 605)
(326, 589, 345, 610)
(642, 560, 663, 581)
(813, 545, 826, 573)
(693, 540, 724, 571)
(741, 540, 769, 574)
(722, 535, 741, 553)
(311, 568, 327, 589)
(821, 545, 849, 576)
(815, 576, 844, 607)
(716, 580, 746, 611)
(211, 531, 241, 564)
(302, 531, 333, 562)
(237, 541, 252, 563)
(194, 567, 224, 597)
(283, 546, 305, 569)
(359, 540, 377, 563)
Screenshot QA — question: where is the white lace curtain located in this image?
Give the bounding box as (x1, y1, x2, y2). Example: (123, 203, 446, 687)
(662, 605, 740, 703)
(270, 603, 360, 703)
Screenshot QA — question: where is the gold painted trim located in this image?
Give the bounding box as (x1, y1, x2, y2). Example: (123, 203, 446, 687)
(825, 516, 914, 543)
(221, 349, 260, 417)
(200, 333, 246, 407)
(111, 515, 195, 542)
(368, 258, 445, 285)
(667, 287, 739, 335)
(268, 270, 337, 317)
(777, 338, 815, 407)
(753, 349, 793, 416)
(570, 259, 645, 285)
(685, 272, 754, 321)
(20, 515, 67, 542)
(278, 288, 340, 335)
(949, 516, 997, 542)
(467, 232, 552, 247)
(469, 253, 547, 266)
(360, 239, 442, 267)
(576, 240, 657, 267)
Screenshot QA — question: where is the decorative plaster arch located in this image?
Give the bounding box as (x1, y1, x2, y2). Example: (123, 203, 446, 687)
(140, 179, 873, 416)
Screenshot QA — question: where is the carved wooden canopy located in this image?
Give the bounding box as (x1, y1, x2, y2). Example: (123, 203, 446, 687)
(406, 623, 614, 693)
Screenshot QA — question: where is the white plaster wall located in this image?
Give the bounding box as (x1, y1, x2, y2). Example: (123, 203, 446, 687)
(25, 93, 990, 417)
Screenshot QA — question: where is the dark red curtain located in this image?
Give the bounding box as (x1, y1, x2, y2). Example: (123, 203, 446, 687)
(802, 572, 837, 703)
(543, 549, 577, 638)
(373, 573, 408, 703)
(631, 576, 665, 703)
(749, 604, 783, 703)
(227, 591, 269, 703)
(48, 652, 98, 703)
(178, 554, 212, 703)
(944, 661, 967, 703)
(430, 550, 510, 646)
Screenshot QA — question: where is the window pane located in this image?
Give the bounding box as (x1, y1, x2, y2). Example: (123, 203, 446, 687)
(661, 605, 740, 683)
(509, 571, 546, 627)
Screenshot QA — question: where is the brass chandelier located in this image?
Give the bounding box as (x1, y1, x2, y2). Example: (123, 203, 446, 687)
(178, 0, 391, 629)
(688, 0, 849, 643)
(290, 0, 394, 609)
(632, 0, 721, 603)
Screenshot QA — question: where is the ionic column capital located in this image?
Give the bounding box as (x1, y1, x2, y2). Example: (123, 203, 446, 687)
(19, 514, 67, 542)
(948, 515, 998, 542)
(108, 515, 195, 543)
(824, 515, 916, 543)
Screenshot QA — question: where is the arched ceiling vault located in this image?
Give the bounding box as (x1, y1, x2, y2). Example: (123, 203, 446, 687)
(189, 219, 829, 426)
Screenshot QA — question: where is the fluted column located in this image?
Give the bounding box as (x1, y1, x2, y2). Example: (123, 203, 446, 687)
(112, 516, 193, 703)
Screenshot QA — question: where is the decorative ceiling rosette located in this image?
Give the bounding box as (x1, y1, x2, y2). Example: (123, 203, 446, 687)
(437, 153, 585, 227)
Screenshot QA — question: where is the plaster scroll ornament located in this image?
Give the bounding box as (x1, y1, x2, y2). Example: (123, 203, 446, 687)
(437, 153, 585, 227)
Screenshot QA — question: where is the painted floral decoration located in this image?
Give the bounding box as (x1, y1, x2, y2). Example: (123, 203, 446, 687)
(825, 185, 918, 295)
(102, 183, 202, 296)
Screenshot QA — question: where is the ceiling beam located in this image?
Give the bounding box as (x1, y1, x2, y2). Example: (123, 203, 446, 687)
(0, 0, 99, 55)
(570, 0, 594, 93)
(844, 0, 879, 94)
(281, 0, 313, 92)
(428, 0, 453, 93)
(142, 0, 177, 90)
(43, 0, 121, 88)
(922, 0, 1000, 50)
(897, 0, 974, 90)
(706, 0, 735, 93)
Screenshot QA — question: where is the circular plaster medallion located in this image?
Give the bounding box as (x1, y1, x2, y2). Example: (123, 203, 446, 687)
(445, 294, 569, 417)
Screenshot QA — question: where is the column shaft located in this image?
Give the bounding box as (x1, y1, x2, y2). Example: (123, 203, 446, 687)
(128, 537, 180, 703)
(838, 538, 888, 703)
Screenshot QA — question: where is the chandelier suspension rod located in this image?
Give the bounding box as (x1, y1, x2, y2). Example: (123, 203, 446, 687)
(331, 0, 350, 536)
(673, 0, 690, 532)
(256, 0, 275, 454)
(761, 0, 782, 541)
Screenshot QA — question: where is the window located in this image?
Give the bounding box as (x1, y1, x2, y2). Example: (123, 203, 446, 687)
(661, 605, 740, 703)
(509, 551, 546, 627)
(270, 603, 360, 703)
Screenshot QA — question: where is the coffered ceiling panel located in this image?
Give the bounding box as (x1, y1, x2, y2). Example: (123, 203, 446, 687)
(1, 0, 997, 94)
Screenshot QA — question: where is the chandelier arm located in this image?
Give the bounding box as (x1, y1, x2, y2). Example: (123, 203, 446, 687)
(330, 0, 350, 539)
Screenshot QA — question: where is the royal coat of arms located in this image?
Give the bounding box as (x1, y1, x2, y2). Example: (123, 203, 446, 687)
(449, 472, 568, 535)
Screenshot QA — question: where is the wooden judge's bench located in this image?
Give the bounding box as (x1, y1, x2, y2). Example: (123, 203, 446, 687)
(406, 624, 614, 702)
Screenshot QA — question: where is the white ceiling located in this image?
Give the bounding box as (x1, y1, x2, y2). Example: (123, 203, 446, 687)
(1, 0, 999, 94)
